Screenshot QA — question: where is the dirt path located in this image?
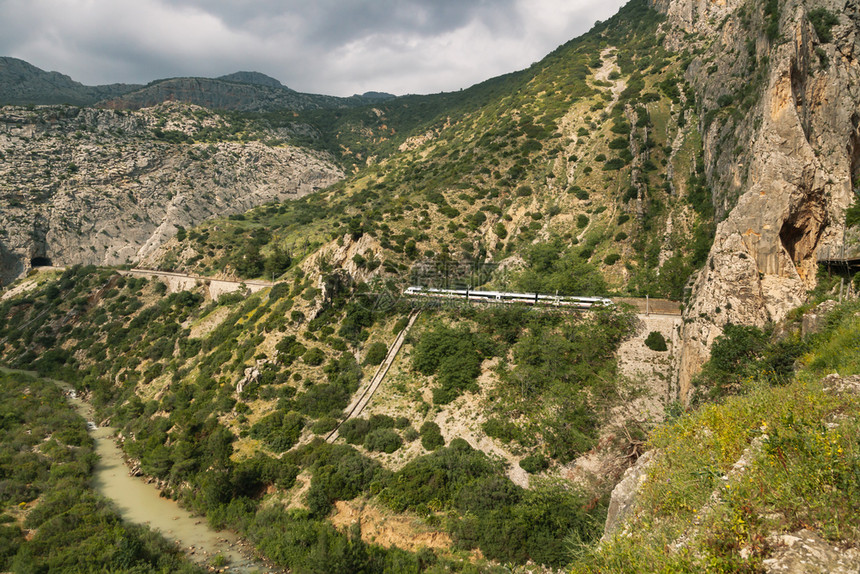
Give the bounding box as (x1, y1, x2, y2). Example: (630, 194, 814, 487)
(593, 47, 626, 111)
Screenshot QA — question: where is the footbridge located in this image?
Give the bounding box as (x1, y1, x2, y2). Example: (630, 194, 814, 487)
(818, 244, 860, 272)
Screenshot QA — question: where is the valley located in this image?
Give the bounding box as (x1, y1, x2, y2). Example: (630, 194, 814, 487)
(1, 0, 859, 572)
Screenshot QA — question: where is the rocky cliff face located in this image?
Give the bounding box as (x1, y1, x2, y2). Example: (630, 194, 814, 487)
(0, 103, 343, 286)
(650, 0, 860, 401)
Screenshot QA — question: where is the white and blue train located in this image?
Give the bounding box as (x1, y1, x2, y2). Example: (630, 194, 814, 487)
(403, 286, 612, 309)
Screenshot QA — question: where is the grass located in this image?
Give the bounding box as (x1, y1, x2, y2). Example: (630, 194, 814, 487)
(573, 299, 860, 573)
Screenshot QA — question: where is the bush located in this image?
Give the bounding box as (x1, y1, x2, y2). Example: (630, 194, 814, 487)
(368, 414, 396, 430)
(518, 454, 550, 474)
(644, 331, 668, 352)
(483, 418, 521, 443)
(809, 8, 839, 43)
(249, 411, 305, 452)
(603, 158, 626, 170)
(363, 341, 388, 366)
(412, 325, 495, 404)
(419, 421, 445, 450)
(363, 428, 403, 453)
(339, 418, 371, 444)
(302, 347, 325, 366)
(516, 185, 533, 197)
(603, 253, 621, 266)
(695, 324, 769, 399)
(311, 417, 338, 435)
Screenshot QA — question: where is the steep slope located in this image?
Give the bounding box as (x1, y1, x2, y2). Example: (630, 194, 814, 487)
(152, 0, 713, 308)
(0, 103, 342, 285)
(647, 0, 860, 401)
(579, 298, 860, 573)
(0, 57, 141, 106)
(3, 0, 858, 571)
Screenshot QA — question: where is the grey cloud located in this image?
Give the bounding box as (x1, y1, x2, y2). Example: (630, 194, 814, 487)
(0, 0, 627, 96)
(176, 0, 519, 42)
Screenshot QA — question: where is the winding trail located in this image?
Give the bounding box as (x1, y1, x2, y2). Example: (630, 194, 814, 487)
(0, 367, 280, 574)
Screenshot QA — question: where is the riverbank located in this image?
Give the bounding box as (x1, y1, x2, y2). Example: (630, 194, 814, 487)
(0, 367, 279, 574)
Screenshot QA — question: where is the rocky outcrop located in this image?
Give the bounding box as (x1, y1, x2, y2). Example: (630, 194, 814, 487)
(602, 449, 657, 541)
(764, 530, 860, 574)
(0, 103, 343, 286)
(651, 0, 860, 402)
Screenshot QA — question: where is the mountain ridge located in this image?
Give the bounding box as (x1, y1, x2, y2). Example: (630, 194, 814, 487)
(0, 56, 395, 111)
(1, 1, 859, 570)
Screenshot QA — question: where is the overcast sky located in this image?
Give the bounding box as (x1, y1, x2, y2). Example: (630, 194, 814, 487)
(0, 0, 628, 97)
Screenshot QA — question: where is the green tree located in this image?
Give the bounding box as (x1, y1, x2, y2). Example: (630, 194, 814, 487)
(264, 246, 292, 279)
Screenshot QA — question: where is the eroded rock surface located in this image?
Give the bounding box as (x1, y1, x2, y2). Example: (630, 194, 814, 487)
(0, 103, 343, 286)
(763, 530, 860, 574)
(649, 0, 860, 401)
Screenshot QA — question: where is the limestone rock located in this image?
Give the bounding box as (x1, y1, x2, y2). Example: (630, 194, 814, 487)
(648, 0, 860, 402)
(763, 529, 860, 574)
(602, 449, 657, 541)
(801, 300, 839, 336)
(0, 103, 343, 286)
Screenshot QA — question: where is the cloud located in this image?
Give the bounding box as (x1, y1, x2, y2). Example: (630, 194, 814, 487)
(0, 0, 627, 96)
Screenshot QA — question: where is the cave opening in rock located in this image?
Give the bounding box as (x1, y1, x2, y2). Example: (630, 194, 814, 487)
(779, 221, 805, 264)
(30, 257, 53, 267)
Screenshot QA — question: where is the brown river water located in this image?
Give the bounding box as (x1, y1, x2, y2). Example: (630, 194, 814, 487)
(2, 369, 277, 573)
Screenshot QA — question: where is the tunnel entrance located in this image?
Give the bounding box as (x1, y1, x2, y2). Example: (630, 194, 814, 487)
(30, 257, 53, 267)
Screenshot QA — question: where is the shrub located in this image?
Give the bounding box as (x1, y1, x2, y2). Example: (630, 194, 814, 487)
(576, 214, 589, 228)
(403, 427, 419, 442)
(249, 411, 305, 452)
(603, 158, 626, 170)
(412, 325, 495, 404)
(494, 222, 508, 239)
(295, 383, 350, 418)
(518, 454, 550, 474)
(363, 341, 388, 366)
(368, 414, 396, 430)
(302, 347, 325, 366)
(809, 8, 839, 43)
(695, 324, 769, 399)
(483, 418, 521, 443)
(604, 253, 621, 266)
(311, 417, 338, 435)
(420, 421, 445, 450)
(363, 428, 403, 453)
(516, 186, 533, 197)
(644, 331, 668, 352)
(339, 418, 371, 444)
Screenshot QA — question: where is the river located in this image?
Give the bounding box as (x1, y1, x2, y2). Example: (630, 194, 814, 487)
(1, 368, 277, 573)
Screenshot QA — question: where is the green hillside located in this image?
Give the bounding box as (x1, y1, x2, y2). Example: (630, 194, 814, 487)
(576, 297, 860, 573)
(2, 0, 857, 572)
(158, 0, 710, 302)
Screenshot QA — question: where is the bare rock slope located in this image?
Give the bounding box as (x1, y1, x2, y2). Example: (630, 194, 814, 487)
(0, 103, 343, 285)
(651, 0, 860, 400)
